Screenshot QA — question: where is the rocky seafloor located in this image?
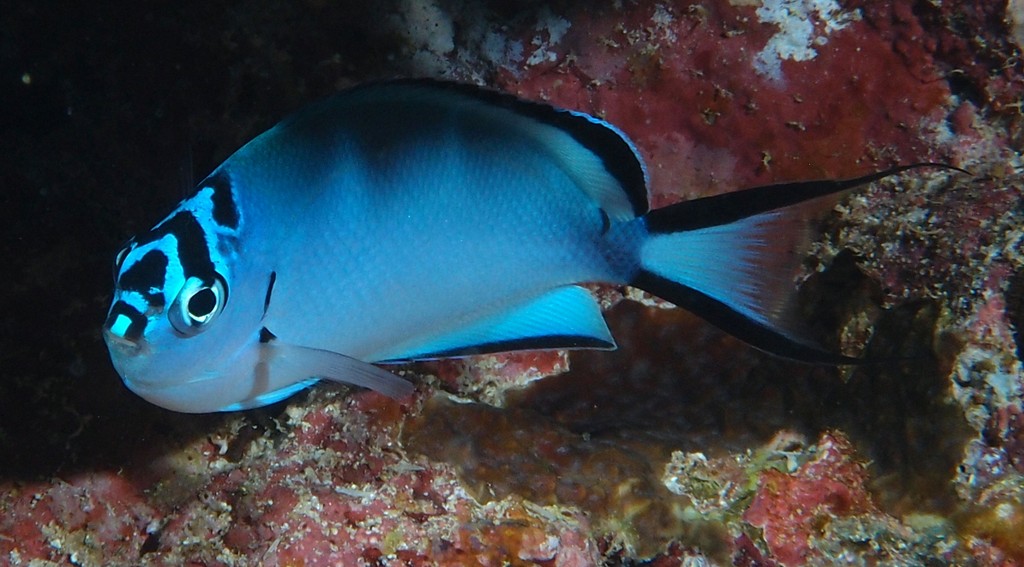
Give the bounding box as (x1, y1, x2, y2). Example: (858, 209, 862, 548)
(2, 1, 1023, 565)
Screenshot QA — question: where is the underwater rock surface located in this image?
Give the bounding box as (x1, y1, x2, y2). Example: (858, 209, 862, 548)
(2, 0, 1023, 565)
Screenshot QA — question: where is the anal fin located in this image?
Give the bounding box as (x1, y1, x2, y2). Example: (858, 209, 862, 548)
(375, 285, 615, 362)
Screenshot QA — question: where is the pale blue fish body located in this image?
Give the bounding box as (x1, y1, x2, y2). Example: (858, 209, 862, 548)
(248, 91, 632, 362)
(104, 80, 904, 413)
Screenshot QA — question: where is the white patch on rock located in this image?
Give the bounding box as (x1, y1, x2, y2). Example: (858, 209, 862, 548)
(526, 7, 572, 65)
(752, 0, 861, 82)
(482, 30, 525, 70)
(1007, 0, 1024, 50)
(391, 0, 456, 75)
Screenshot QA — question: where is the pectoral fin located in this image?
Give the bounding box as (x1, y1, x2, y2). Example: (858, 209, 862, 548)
(216, 342, 416, 411)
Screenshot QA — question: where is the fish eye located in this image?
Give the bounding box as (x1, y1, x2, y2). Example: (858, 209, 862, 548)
(168, 274, 228, 336)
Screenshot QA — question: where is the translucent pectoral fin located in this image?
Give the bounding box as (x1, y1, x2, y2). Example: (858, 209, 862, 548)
(259, 342, 415, 400)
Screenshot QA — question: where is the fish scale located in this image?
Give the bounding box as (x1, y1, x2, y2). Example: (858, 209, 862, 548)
(104, 78, 948, 413)
(265, 135, 617, 362)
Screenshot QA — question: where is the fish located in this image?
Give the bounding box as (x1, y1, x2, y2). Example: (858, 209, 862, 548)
(103, 79, 951, 413)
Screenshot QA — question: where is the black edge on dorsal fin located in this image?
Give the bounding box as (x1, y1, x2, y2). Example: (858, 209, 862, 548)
(352, 78, 650, 217)
(646, 163, 968, 234)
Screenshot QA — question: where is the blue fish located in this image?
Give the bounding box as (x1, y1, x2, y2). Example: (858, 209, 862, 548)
(103, 79, 936, 413)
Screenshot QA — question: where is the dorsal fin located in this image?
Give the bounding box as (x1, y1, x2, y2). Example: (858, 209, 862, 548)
(349, 79, 650, 221)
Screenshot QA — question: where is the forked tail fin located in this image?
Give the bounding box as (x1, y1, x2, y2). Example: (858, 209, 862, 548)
(634, 164, 966, 364)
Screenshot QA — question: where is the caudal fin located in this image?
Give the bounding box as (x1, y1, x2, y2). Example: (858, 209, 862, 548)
(634, 164, 966, 364)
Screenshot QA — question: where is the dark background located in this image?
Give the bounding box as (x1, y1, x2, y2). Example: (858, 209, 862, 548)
(0, 0, 453, 477)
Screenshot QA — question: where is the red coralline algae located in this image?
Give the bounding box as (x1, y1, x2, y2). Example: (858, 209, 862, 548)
(904, 1, 1024, 113)
(0, 473, 157, 563)
(2, 390, 600, 565)
(743, 433, 876, 566)
(497, 1, 954, 203)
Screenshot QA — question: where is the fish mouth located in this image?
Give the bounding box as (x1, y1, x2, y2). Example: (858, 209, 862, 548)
(102, 327, 143, 356)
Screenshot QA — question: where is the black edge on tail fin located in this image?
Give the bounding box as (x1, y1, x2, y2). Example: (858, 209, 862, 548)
(635, 162, 967, 365)
(633, 270, 861, 364)
(645, 163, 968, 233)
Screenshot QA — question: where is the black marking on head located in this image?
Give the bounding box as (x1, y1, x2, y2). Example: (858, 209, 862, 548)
(204, 172, 240, 229)
(259, 327, 277, 344)
(263, 271, 276, 318)
(350, 79, 650, 216)
(146, 212, 216, 283)
(113, 237, 137, 280)
(105, 301, 148, 343)
(119, 250, 168, 307)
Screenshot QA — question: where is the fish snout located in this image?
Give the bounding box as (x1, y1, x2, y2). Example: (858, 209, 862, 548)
(103, 301, 147, 356)
(103, 326, 141, 354)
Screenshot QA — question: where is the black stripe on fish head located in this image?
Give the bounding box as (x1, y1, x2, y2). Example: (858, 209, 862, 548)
(148, 211, 217, 284)
(203, 172, 240, 230)
(118, 249, 169, 308)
